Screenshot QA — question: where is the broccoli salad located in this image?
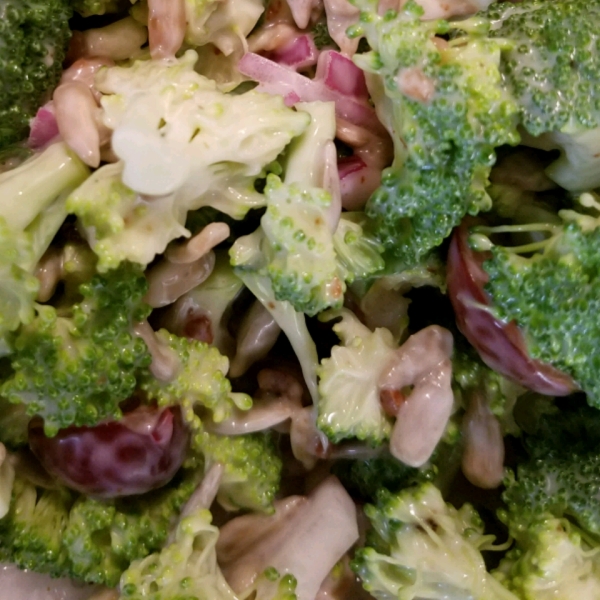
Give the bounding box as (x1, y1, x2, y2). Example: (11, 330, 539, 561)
(0, 0, 599, 598)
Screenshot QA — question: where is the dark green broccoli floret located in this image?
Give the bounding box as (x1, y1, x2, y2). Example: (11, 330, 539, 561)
(487, 0, 600, 191)
(1, 263, 152, 436)
(0, 0, 72, 148)
(333, 452, 425, 502)
(503, 404, 600, 537)
(473, 193, 600, 405)
(351, 0, 519, 267)
(0, 468, 199, 586)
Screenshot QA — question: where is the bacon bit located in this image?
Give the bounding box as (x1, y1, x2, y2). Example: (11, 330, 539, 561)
(182, 312, 214, 344)
(395, 67, 436, 103)
(380, 388, 406, 417)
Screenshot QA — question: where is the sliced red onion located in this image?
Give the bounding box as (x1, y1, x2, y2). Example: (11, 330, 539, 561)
(238, 52, 387, 137)
(268, 34, 319, 71)
(338, 154, 383, 210)
(28, 103, 60, 150)
(315, 50, 369, 101)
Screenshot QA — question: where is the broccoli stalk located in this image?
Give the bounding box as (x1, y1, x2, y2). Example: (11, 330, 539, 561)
(0, 143, 90, 354)
(487, 0, 600, 191)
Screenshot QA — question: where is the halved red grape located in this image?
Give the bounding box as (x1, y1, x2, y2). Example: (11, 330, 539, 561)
(446, 219, 576, 396)
(28, 405, 189, 498)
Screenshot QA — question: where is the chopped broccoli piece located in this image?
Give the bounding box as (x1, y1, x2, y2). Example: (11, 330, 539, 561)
(119, 506, 297, 600)
(494, 515, 600, 600)
(0, 468, 199, 586)
(232, 175, 345, 317)
(503, 404, 600, 538)
(140, 328, 251, 426)
(333, 452, 424, 502)
(0, 143, 90, 353)
(67, 163, 190, 272)
(333, 213, 385, 284)
(0, 0, 72, 148)
(352, 0, 519, 266)
(352, 482, 518, 600)
(1, 263, 152, 436)
(192, 426, 283, 513)
(0, 395, 30, 448)
(487, 0, 600, 191)
(473, 192, 600, 405)
(317, 310, 394, 446)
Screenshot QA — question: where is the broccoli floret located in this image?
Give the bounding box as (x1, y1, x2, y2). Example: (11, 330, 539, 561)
(333, 213, 385, 284)
(0, 0, 72, 148)
(140, 328, 251, 426)
(0, 395, 30, 448)
(352, 482, 518, 600)
(119, 506, 297, 600)
(495, 514, 600, 600)
(72, 0, 121, 16)
(1, 263, 152, 436)
(503, 404, 600, 537)
(351, 0, 519, 266)
(192, 426, 283, 513)
(0, 468, 199, 586)
(232, 175, 345, 317)
(487, 0, 600, 191)
(0, 143, 90, 353)
(317, 310, 394, 446)
(472, 192, 600, 405)
(333, 452, 425, 502)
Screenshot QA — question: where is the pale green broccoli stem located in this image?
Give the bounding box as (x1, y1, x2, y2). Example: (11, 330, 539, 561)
(0, 143, 89, 245)
(283, 101, 336, 188)
(237, 271, 319, 402)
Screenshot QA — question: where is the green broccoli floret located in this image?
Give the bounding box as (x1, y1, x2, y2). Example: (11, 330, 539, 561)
(1, 262, 152, 436)
(317, 309, 394, 446)
(0, 143, 90, 354)
(0, 0, 72, 148)
(140, 328, 251, 426)
(332, 213, 385, 284)
(71, 0, 122, 16)
(333, 452, 425, 502)
(352, 482, 519, 600)
(487, 0, 600, 191)
(312, 20, 339, 50)
(0, 395, 30, 448)
(119, 506, 298, 600)
(351, 0, 519, 266)
(192, 426, 283, 513)
(495, 514, 600, 600)
(503, 404, 600, 538)
(0, 468, 199, 586)
(231, 174, 345, 317)
(471, 191, 600, 406)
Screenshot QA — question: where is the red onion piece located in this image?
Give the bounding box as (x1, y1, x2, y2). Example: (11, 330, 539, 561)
(447, 219, 577, 396)
(267, 34, 319, 71)
(238, 52, 387, 137)
(28, 103, 60, 150)
(315, 50, 369, 101)
(28, 405, 189, 498)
